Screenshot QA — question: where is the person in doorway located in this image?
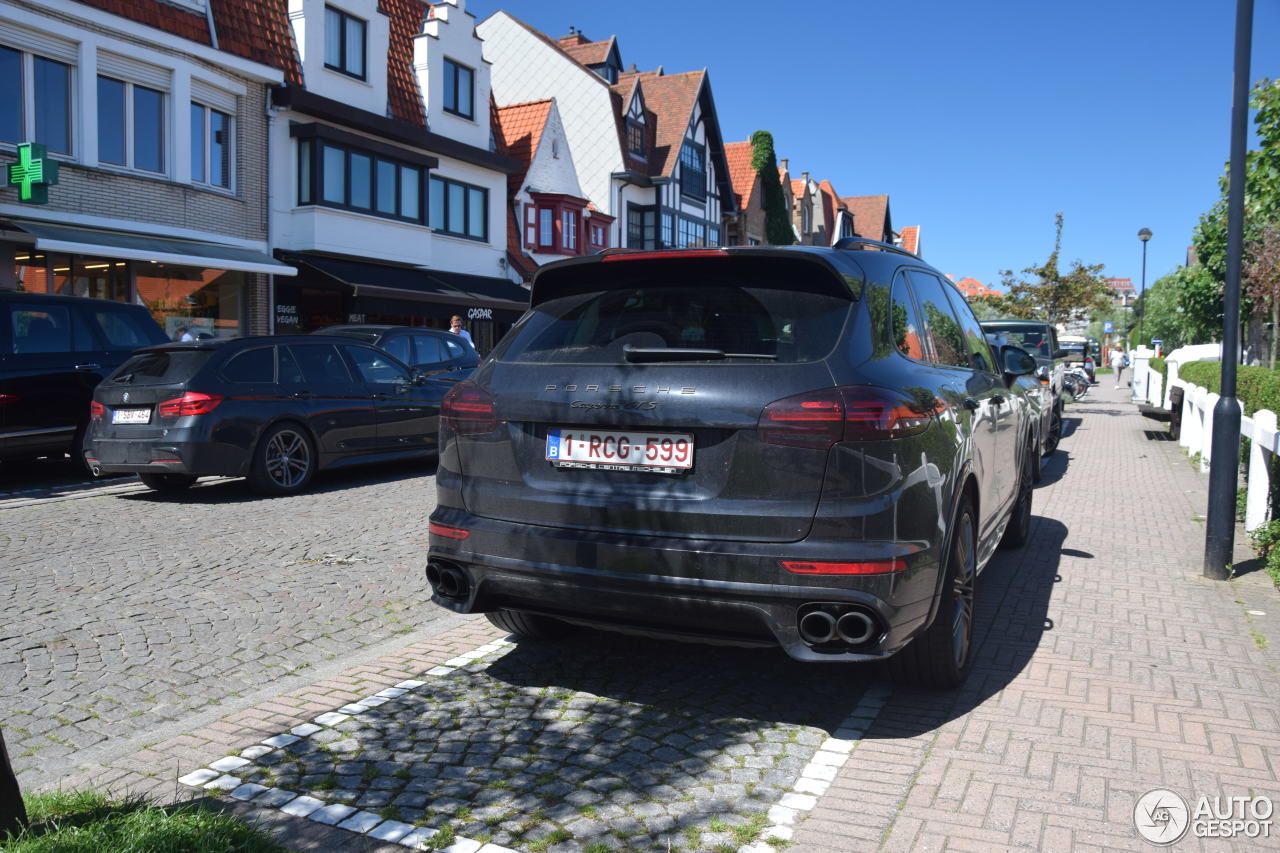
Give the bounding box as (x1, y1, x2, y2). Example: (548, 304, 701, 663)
(174, 325, 195, 342)
(449, 315, 473, 345)
(1111, 346, 1127, 388)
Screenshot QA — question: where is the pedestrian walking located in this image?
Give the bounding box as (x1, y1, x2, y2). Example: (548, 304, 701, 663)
(1111, 346, 1127, 388)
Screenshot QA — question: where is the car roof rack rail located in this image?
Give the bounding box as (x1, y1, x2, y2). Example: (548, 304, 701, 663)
(832, 237, 921, 259)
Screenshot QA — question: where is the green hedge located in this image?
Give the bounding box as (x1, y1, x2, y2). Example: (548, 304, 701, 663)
(1149, 356, 1167, 380)
(1177, 361, 1280, 417)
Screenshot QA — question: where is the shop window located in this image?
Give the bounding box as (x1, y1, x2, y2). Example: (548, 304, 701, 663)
(0, 46, 73, 154)
(677, 217, 706, 249)
(298, 138, 425, 223)
(324, 6, 366, 80)
(429, 176, 487, 241)
(190, 102, 232, 188)
(97, 75, 165, 173)
(134, 264, 244, 340)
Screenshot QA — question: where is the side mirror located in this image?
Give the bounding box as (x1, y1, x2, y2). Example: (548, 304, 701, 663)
(1052, 348, 1068, 359)
(1001, 345, 1037, 376)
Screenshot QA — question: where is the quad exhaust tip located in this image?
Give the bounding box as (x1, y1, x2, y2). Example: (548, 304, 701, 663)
(798, 603, 882, 649)
(426, 561, 470, 601)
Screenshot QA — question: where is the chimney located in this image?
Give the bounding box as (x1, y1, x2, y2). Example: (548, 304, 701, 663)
(559, 27, 588, 46)
(780, 158, 788, 172)
(801, 171, 809, 187)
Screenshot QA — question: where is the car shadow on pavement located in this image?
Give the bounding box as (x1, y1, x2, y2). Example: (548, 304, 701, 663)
(1035, 449, 1071, 487)
(860, 516, 1068, 740)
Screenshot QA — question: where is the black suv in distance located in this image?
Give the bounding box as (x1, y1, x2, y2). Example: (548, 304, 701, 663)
(428, 242, 1039, 688)
(315, 326, 479, 378)
(84, 336, 453, 495)
(980, 319, 1066, 456)
(1, 291, 168, 469)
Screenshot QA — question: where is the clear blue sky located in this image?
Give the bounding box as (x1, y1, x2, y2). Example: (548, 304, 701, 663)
(475, 0, 1280, 293)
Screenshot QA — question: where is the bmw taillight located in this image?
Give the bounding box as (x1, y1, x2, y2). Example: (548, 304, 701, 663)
(90, 400, 105, 420)
(157, 392, 223, 418)
(442, 382, 499, 435)
(759, 386, 937, 449)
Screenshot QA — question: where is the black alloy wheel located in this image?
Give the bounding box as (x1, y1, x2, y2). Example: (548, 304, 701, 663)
(248, 423, 315, 495)
(885, 500, 978, 688)
(1000, 448, 1034, 550)
(1042, 401, 1062, 456)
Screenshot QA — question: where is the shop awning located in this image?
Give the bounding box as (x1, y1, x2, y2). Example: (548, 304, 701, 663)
(292, 254, 529, 311)
(4, 220, 297, 276)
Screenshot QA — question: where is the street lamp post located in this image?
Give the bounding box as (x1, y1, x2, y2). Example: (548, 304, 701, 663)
(1137, 228, 1152, 347)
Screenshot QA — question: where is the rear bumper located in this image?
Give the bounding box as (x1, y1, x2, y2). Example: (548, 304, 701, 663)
(83, 430, 248, 477)
(426, 509, 942, 663)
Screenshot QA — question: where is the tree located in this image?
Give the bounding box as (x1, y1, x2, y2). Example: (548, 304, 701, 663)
(1135, 264, 1223, 352)
(1193, 79, 1280, 304)
(990, 213, 1112, 327)
(1245, 223, 1280, 367)
(750, 130, 795, 246)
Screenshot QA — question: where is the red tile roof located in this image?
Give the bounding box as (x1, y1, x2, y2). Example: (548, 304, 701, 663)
(899, 225, 920, 255)
(78, 0, 304, 84)
(723, 141, 756, 212)
(380, 0, 428, 126)
(790, 178, 806, 199)
(561, 35, 616, 68)
(495, 99, 553, 190)
(841, 194, 891, 242)
(818, 179, 839, 239)
(615, 70, 703, 178)
(955, 277, 999, 299)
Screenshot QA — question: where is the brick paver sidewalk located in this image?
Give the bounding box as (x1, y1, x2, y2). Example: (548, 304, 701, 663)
(793, 381, 1280, 851)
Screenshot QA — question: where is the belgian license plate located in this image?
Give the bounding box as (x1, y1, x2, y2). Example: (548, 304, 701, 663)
(546, 428, 694, 473)
(111, 407, 151, 425)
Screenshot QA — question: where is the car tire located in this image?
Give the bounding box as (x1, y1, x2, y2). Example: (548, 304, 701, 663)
(139, 472, 197, 492)
(247, 423, 315, 495)
(1042, 401, 1062, 456)
(72, 421, 97, 478)
(1000, 447, 1034, 550)
(485, 609, 573, 640)
(886, 499, 978, 689)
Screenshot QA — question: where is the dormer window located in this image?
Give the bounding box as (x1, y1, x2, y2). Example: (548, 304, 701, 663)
(324, 6, 367, 80)
(443, 59, 474, 120)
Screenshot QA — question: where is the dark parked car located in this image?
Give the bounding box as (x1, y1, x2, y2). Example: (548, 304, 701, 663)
(83, 335, 453, 494)
(981, 319, 1066, 457)
(314, 325, 479, 378)
(426, 242, 1040, 688)
(1, 291, 168, 469)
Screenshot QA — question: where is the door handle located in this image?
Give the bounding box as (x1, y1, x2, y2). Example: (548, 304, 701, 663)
(962, 397, 979, 411)
(75, 363, 101, 370)
(288, 391, 312, 399)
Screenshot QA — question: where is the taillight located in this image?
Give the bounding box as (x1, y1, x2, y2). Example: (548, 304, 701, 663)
(781, 558, 908, 575)
(429, 521, 471, 540)
(157, 392, 223, 418)
(442, 382, 499, 435)
(90, 400, 105, 420)
(759, 386, 936, 449)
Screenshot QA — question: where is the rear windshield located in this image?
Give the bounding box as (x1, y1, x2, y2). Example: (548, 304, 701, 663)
(987, 326, 1053, 357)
(109, 349, 212, 385)
(504, 258, 855, 366)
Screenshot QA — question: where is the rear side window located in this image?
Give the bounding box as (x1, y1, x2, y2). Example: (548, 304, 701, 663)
(442, 337, 469, 359)
(889, 275, 927, 361)
(110, 350, 212, 383)
(91, 307, 162, 349)
(943, 286, 996, 373)
(501, 285, 848, 365)
(379, 335, 411, 363)
(343, 344, 410, 386)
(221, 347, 275, 383)
(10, 306, 73, 353)
(413, 334, 447, 363)
(289, 343, 353, 383)
(908, 271, 967, 368)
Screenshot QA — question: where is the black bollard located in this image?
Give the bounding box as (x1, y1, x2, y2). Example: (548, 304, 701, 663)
(0, 728, 27, 838)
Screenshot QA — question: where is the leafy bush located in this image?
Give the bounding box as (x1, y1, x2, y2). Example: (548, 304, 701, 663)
(1249, 519, 1280, 589)
(1176, 361, 1280, 417)
(1150, 356, 1167, 380)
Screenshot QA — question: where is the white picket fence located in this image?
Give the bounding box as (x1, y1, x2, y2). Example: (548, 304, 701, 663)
(1127, 344, 1275, 532)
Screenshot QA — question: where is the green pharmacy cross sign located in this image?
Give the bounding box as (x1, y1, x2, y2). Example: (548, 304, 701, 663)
(6, 142, 59, 204)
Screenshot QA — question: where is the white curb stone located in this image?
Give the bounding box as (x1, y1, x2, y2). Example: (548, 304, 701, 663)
(368, 819, 415, 842)
(309, 803, 357, 825)
(314, 712, 350, 726)
(262, 734, 299, 748)
(204, 774, 242, 791)
(280, 795, 326, 817)
(253, 788, 298, 808)
(230, 783, 269, 801)
(290, 723, 322, 736)
(177, 769, 218, 787)
(209, 756, 250, 772)
(337, 810, 384, 833)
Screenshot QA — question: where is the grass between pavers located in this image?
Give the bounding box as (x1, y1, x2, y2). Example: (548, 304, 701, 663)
(1, 789, 286, 852)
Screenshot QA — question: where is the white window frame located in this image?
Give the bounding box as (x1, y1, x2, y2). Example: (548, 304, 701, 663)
(189, 101, 233, 190)
(0, 44, 76, 156)
(97, 74, 167, 174)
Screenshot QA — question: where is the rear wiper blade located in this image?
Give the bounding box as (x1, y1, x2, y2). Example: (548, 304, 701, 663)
(622, 346, 776, 363)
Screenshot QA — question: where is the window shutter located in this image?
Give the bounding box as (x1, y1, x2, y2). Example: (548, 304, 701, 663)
(525, 204, 536, 249)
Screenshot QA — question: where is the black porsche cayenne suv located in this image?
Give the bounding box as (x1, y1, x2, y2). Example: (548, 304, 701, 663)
(427, 241, 1039, 687)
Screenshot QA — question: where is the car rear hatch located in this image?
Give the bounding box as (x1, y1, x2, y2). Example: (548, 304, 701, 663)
(449, 250, 861, 542)
(92, 347, 215, 438)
